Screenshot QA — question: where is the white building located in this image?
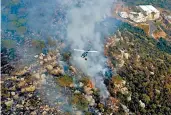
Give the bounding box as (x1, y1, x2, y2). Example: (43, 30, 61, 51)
(129, 12, 146, 23)
(138, 5, 160, 20)
(119, 12, 129, 19)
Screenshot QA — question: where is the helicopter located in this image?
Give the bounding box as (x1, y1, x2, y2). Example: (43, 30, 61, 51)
(74, 41, 98, 60)
(74, 49, 98, 60)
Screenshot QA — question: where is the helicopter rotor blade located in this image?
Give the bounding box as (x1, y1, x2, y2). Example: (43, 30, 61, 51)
(74, 49, 85, 52)
(74, 49, 98, 53)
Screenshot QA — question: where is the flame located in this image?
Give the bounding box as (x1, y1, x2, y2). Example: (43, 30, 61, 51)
(87, 80, 94, 88)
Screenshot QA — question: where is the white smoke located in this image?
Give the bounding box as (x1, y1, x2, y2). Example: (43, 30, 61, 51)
(25, 0, 114, 98)
(39, 75, 73, 112)
(66, 0, 113, 98)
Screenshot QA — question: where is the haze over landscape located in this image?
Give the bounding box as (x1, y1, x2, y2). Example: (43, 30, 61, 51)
(1, 0, 171, 114)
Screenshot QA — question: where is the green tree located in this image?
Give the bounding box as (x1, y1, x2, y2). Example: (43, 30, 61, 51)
(142, 94, 150, 104)
(56, 75, 73, 87)
(71, 94, 88, 110)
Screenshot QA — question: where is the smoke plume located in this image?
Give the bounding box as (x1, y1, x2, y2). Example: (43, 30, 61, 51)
(25, 0, 115, 98)
(66, 0, 113, 98)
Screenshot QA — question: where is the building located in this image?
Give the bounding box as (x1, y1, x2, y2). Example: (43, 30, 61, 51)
(129, 12, 146, 23)
(119, 12, 128, 19)
(138, 5, 160, 20)
(118, 5, 160, 23)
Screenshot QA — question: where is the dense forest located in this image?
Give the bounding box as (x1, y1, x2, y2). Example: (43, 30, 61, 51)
(106, 22, 171, 114)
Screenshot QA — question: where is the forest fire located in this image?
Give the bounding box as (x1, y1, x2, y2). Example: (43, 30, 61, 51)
(3, 0, 171, 114)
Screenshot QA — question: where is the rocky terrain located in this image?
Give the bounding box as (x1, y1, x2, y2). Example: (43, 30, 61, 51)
(1, 51, 65, 115)
(1, 48, 119, 114)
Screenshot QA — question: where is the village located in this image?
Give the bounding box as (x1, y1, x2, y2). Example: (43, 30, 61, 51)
(112, 2, 171, 40)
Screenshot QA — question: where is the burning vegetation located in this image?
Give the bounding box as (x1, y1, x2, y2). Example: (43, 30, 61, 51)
(1, 0, 171, 115)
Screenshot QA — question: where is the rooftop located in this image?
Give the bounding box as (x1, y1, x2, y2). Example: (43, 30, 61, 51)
(139, 5, 159, 13)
